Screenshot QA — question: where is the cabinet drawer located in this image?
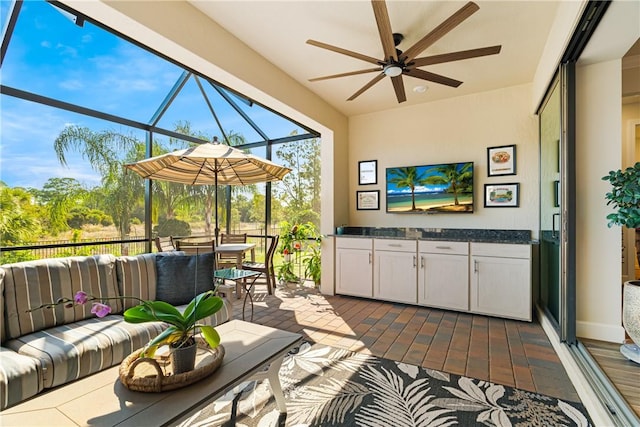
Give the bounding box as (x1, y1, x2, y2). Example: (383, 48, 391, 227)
(336, 237, 372, 250)
(471, 242, 531, 259)
(419, 240, 468, 255)
(374, 239, 416, 252)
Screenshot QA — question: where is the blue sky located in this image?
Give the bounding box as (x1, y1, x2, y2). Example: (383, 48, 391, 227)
(0, 0, 303, 190)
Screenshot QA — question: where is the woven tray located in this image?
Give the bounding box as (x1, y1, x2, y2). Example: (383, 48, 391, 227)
(119, 338, 225, 392)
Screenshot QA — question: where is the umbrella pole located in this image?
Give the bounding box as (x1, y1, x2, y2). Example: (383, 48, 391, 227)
(214, 168, 219, 246)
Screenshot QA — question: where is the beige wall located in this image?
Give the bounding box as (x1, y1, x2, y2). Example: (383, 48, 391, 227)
(349, 84, 539, 235)
(575, 59, 626, 342)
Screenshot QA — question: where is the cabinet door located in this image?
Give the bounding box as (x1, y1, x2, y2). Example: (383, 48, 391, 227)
(336, 249, 372, 297)
(418, 253, 469, 311)
(374, 250, 417, 304)
(470, 255, 531, 320)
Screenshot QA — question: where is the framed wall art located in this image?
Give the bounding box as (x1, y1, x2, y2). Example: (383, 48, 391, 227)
(358, 160, 377, 185)
(356, 190, 380, 210)
(487, 145, 516, 176)
(484, 183, 519, 208)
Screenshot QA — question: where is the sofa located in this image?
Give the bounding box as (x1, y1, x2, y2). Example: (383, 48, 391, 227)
(0, 251, 232, 410)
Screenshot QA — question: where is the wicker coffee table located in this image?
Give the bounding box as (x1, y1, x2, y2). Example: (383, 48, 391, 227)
(2, 320, 302, 426)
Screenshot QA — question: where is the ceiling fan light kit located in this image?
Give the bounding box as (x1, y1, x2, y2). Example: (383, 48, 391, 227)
(307, 0, 502, 104)
(383, 64, 403, 77)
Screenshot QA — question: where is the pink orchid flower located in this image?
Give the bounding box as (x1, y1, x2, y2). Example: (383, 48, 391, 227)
(91, 303, 112, 318)
(74, 291, 89, 304)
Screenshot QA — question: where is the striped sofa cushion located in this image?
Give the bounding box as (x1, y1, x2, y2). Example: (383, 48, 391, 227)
(116, 253, 157, 309)
(2, 255, 121, 340)
(0, 347, 42, 410)
(4, 316, 165, 389)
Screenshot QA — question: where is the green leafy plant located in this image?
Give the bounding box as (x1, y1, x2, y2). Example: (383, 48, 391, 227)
(29, 290, 223, 357)
(302, 237, 322, 286)
(277, 260, 299, 283)
(602, 162, 640, 228)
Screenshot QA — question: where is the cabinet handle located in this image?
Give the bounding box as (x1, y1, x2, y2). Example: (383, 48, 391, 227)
(435, 246, 451, 250)
(388, 243, 402, 247)
(474, 260, 478, 273)
(413, 255, 417, 267)
(369, 252, 372, 264)
(420, 256, 425, 269)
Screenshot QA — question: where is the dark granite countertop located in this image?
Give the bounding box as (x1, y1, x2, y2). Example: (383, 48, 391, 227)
(331, 227, 537, 244)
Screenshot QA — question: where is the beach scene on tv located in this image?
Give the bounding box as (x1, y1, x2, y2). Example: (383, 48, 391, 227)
(386, 162, 474, 213)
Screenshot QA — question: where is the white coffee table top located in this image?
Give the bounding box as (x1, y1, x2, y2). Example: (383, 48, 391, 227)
(2, 320, 302, 426)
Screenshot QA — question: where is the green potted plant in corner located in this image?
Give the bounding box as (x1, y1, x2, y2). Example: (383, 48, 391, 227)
(302, 237, 322, 288)
(277, 221, 314, 287)
(603, 161, 640, 363)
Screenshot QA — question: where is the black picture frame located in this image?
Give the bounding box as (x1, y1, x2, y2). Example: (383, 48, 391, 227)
(358, 160, 377, 185)
(487, 145, 516, 176)
(356, 190, 380, 210)
(484, 183, 520, 208)
(554, 180, 560, 207)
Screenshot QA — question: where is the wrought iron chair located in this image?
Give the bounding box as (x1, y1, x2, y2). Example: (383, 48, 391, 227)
(241, 235, 280, 295)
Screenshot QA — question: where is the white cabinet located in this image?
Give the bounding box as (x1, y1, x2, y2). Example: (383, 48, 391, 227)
(373, 239, 417, 304)
(470, 243, 532, 321)
(418, 241, 469, 311)
(335, 238, 373, 297)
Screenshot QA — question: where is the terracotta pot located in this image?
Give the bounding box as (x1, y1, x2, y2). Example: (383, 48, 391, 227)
(170, 339, 197, 374)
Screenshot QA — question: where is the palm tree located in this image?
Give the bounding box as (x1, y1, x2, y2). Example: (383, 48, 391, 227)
(54, 126, 144, 246)
(387, 167, 429, 211)
(424, 162, 473, 206)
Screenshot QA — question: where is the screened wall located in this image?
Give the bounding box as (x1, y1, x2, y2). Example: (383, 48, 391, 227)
(0, 0, 320, 262)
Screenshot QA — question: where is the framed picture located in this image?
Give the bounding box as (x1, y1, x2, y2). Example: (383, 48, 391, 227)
(358, 160, 377, 185)
(484, 183, 519, 207)
(554, 180, 560, 207)
(357, 190, 380, 210)
(487, 145, 516, 176)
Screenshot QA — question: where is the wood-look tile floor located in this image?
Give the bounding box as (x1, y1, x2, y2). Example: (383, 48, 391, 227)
(582, 338, 640, 417)
(229, 280, 580, 402)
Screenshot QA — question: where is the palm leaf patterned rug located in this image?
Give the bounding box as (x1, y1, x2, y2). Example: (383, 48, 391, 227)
(178, 342, 592, 427)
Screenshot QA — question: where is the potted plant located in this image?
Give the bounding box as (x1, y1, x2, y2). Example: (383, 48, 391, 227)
(302, 236, 322, 287)
(277, 221, 314, 285)
(603, 161, 640, 363)
(30, 290, 224, 373)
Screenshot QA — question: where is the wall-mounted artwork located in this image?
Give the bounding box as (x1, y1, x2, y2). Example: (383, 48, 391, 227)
(386, 162, 474, 213)
(358, 160, 377, 185)
(487, 145, 516, 176)
(484, 183, 520, 207)
(357, 190, 380, 210)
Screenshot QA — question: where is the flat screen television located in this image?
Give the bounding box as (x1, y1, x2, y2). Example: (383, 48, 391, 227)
(386, 161, 474, 213)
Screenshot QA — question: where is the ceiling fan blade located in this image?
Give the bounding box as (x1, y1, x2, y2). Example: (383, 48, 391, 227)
(412, 45, 502, 67)
(347, 73, 385, 101)
(307, 39, 381, 65)
(402, 1, 480, 63)
(371, 0, 397, 62)
(309, 68, 382, 82)
(404, 68, 462, 88)
(391, 75, 406, 103)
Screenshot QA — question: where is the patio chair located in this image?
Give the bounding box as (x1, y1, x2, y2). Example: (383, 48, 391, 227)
(155, 236, 176, 252)
(242, 235, 279, 295)
(176, 239, 216, 255)
(218, 233, 248, 268)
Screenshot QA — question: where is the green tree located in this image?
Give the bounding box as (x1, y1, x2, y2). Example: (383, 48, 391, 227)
(34, 177, 87, 234)
(274, 135, 321, 226)
(387, 166, 428, 211)
(0, 183, 41, 246)
(53, 125, 144, 242)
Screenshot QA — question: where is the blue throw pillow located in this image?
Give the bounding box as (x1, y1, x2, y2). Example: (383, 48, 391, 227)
(155, 253, 215, 305)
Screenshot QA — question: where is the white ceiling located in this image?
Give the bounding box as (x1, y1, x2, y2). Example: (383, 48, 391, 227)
(190, 1, 561, 117)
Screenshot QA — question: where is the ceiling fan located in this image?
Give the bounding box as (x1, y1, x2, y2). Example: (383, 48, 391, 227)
(307, 0, 501, 103)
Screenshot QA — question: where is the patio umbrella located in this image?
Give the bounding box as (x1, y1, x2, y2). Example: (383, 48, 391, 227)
(124, 139, 291, 242)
